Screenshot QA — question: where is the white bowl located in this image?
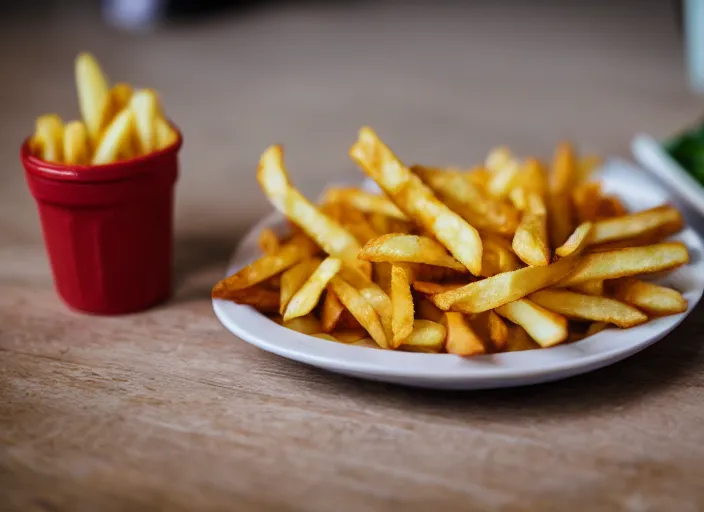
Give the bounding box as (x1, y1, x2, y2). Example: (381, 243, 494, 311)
(212, 159, 704, 389)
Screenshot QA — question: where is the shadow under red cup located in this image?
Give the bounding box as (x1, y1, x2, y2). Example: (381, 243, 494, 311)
(21, 128, 183, 315)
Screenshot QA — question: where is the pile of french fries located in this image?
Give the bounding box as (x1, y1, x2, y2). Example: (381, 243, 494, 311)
(212, 127, 691, 355)
(28, 52, 178, 166)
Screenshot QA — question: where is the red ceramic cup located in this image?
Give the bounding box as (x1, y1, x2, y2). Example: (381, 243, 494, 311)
(21, 129, 182, 314)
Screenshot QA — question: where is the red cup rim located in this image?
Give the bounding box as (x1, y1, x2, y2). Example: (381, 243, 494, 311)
(21, 123, 183, 183)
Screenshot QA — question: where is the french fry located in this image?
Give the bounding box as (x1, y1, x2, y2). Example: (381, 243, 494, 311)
(411, 264, 466, 282)
(482, 234, 523, 273)
(75, 52, 110, 142)
(413, 166, 519, 236)
(547, 192, 575, 249)
(530, 289, 648, 328)
(597, 195, 627, 219)
(390, 264, 414, 346)
(62, 120, 90, 165)
(431, 255, 579, 313)
(485, 146, 513, 172)
(611, 278, 688, 316)
(97, 82, 134, 136)
(35, 114, 64, 163)
(442, 312, 486, 356)
(258, 227, 281, 255)
(350, 127, 483, 276)
(92, 109, 136, 164)
(321, 202, 379, 244)
(214, 285, 280, 313)
(506, 326, 540, 352)
(155, 116, 178, 150)
(487, 154, 520, 198)
(513, 158, 548, 197)
(558, 242, 689, 287)
(212, 234, 317, 295)
(588, 205, 684, 246)
(359, 234, 467, 272)
(572, 182, 602, 223)
(279, 258, 321, 315)
(338, 265, 393, 332)
(329, 276, 388, 348)
(332, 330, 367, 343)
(323, 187, 407, 220)
(495, 299, 568, 347)
(320, 289, 345, 332)
(338, 311, 363, 330)
(570, 280, 604, 296)
(415, 296, 444, 323)
(487, 311, 509, 351)
(130, 88, 160, 154)
(312, 333, 338, 342)
(412, 281, 466, 295)
(284, 257, 342, 321)
(512, 192, 550, 266)
(398, 320, 446, 353)
(555, 222, 593, 258)
(258, 145, 371, 277)
(551, 142, 578, 194)
(283, 314, 322, 335)
(578, 155, 603, 182)
(466, 167, 491, 189)
(585, 322, 609, 337)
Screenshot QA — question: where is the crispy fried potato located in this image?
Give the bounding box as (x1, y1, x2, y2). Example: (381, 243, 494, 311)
(338, 265, 393, 333)
(92, 109, 136, 164)
(487, 154, 520, 198)
(284, 257, 342, 321)
(485, 146, 513, 172)
(398, 320, 446, 352)
(320, 289, 345, 332)
(442, 312, 486, 356)
(212, 234, 317, 295)
(585, 321, 609, 337)
(415, 296, 444, 323)
(578, 155, 603, 182)
(551, 142, 578, 194)
(258, 145, 370, 277)
(482, 234, 523, 273)
(35, 114, 64, 163)
(413, 166, 519, 236)
(279, 258, 321, 315)
(506, 326, 541, 352)
(323, 187, 407, 220)
(283, 314, 322, 334)
(431, 255, 579, 313)
(597, 195, 627, 219)
(312, 333, 338, 341)
(513, 158, 548, 197)
(570, 279, 604, 296)
(258, 227, 281, 256)
(329, 276, 388, 348)
(373, 261, 392, 293)
(359, 234, 467, 272)
(412, 281, 465, 295)
(350, 128, 483, 275)
(558, 242, 689, 286)
(547, 192, 575, 249)
(572, 182, 601, 223)
(129, 88, 159, 154)
(62, 120, 90, 165)
(588, 205, 683, 246)
(411, 264, 466, 282)
(155, 116, 178, 150)
(321, 202, 379, 244)
(512, 192, 550, 266)
(487, 311, 509, 351)
(97, 82, 134, 137)
(466, 167, 491, 189)
(337, 311, 363, 330)
(390, 264, 415, 346)
(332, 329, 367, 343)
(495, 299, 568, 347)
(214, 285, 280, 313)
(530, 289, 648, 328)
(611, 278, 688, 316)
(555, 222, 593, 258)
(75, 52, 110, 142)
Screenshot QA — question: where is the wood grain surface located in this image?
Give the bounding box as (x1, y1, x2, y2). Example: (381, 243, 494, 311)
(1, 2, 703, 511)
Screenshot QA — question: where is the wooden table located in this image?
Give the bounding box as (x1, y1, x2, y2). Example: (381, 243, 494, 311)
(1, 2, 703, 511)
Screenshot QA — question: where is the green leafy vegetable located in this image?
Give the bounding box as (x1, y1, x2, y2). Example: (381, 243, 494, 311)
(666, 120, 704, 185)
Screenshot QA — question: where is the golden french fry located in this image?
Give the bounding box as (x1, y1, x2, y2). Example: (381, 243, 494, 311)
(431, 255, 579, 314)
(485, 146, 513, 172)
(35, 114, 64, 163)
(321, 201, 379, 244)
(215, 285, 280, 313)
(411, 264, 466, 282)
(283, 314, 322, 335)
(338, 265, 393, 332)
(329, 276, 388, 348)
(486, 153, 520, 198)
(359, 234, 467, 272)
(495, 299, 568, 347)
(512, 192, 550, 266)
(75, 52, 110, 142)
(597, 195, 627, 219)
(312, 333, 338, 341)
(62, 121, 90, 165)
(550, 142, 578, 194)
(155, 116, 178, 150)
(130, 88, 159, 154)
(284, 257, 342, 321)
(373, 261, 392, 293)
(442, 312, 486, 356)
(466, 167, 491, 189)
(412, 281, 466, 295)
(585, 322, 609, 337)
(92, 109, 136, 164)
(555, 222, 593, 258)
(212, 234, 317, 295)
(332, 329, 367, 343)
(558, 242, 689, 287)
(320, 289, 345, 332)
(530, 289, 648, 328)
(97, 82, 134, 137)
(413, 166, 519, 236)
(547, 192, 575, 249)
(323, 187, 407, 220)
(258, 145, 370, 277)
(513, 158, 548, 197)
(350, 127, 483, 275)
(578, 155, 603, 182)
(390, 264, 414, 346)
(279, 258, 321, 315)
(611, 278, 688, 316)
(506, 326, 540, 352)
(572, 182, 602, 223)
(487, 311, 509, 351)
(28, 134, 45, 157)
(395, 319, 445, 352)
(258, 227, 281, 255)
(415, 296, 444, 323)
(482, 234, 523, 273)
(570, 279, 604, 296)
(588, 205, 683, 246)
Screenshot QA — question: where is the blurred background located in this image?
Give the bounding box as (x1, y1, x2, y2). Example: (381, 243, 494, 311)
(0, 0, 700, 248)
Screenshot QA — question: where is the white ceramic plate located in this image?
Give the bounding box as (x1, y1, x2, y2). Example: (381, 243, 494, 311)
(632, 134, 704, 219)
(213, 159, 704, 389)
